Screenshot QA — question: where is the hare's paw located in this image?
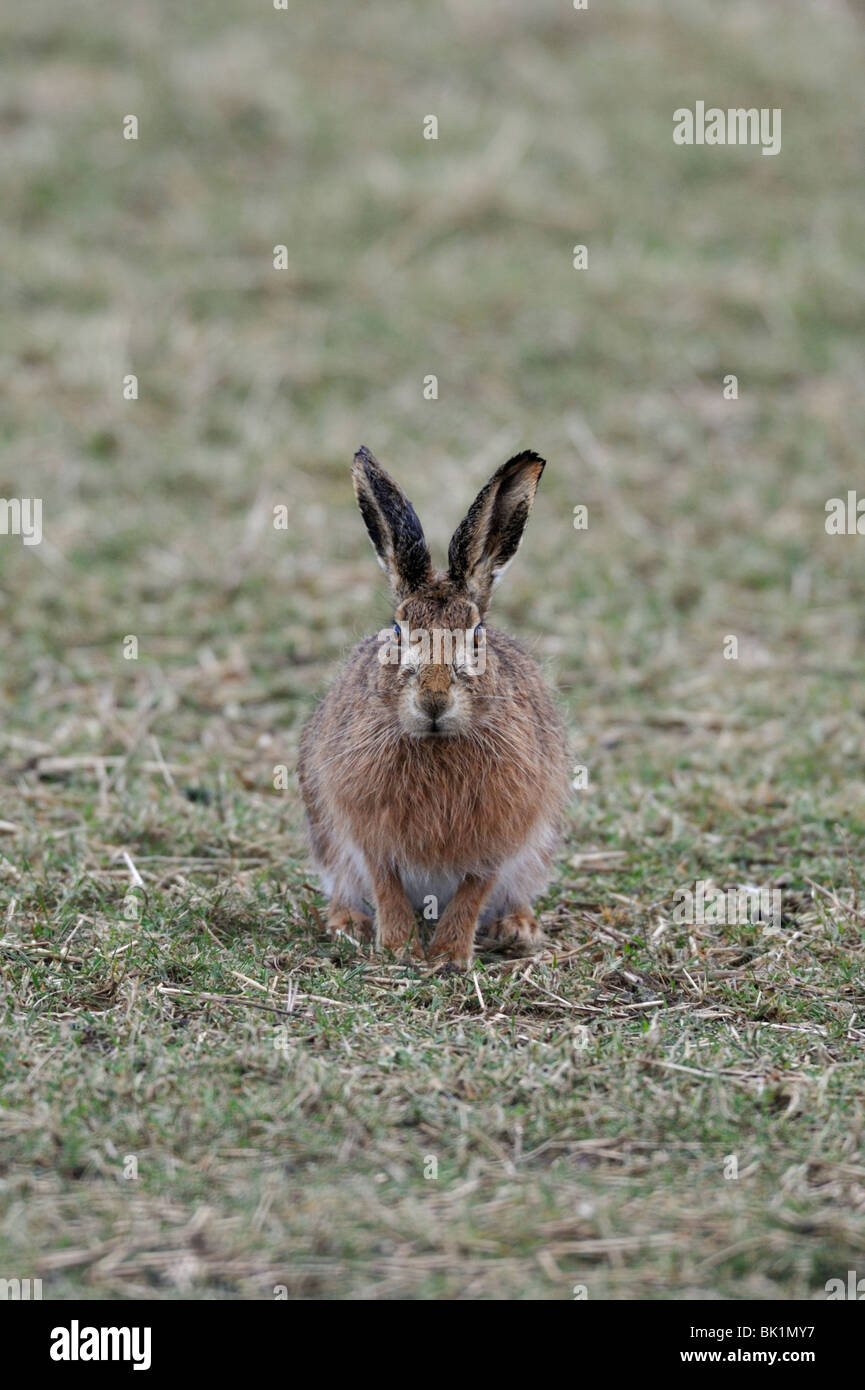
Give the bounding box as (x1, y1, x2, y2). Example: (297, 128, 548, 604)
(326, 906, 374, 944)
(376, 912, 425, 962)
(392, 937, 426, 964)
(427, 931, 474, 971)
(475, 911, 543, 956)
(379, 933, 426, 964)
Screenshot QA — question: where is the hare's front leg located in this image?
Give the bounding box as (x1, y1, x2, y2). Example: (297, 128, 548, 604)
(369, 863, 424, 961)
(428, 874, 496, 970)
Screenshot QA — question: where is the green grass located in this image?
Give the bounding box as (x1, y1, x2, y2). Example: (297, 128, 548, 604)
(1, 0, 864, 1299)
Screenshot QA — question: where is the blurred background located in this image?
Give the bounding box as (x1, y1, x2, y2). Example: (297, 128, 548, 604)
(3, 0, 864, 699)
(1, 0, 864, 1300)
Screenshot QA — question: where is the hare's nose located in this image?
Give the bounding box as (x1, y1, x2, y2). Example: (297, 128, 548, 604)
(418, 690, 450, 721)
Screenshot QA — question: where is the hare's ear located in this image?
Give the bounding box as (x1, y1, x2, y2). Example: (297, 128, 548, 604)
(352, 446, 432, 600)
(448, 450, 545, 612)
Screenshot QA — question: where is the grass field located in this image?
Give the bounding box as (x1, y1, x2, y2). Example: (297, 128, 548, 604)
(1, 0, 865, 1300)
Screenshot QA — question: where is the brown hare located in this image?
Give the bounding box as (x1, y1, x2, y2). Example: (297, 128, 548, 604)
(298, 447, 569, 969)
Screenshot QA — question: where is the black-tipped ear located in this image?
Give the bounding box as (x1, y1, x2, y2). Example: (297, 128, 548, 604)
(352, 446, 432, 600)
(447, 450, 545, 611)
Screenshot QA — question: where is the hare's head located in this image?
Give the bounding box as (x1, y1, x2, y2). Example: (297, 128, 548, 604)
(351, 446, 546, 739)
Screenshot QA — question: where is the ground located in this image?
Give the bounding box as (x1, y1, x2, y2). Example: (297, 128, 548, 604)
(1, 0, 864, 1300)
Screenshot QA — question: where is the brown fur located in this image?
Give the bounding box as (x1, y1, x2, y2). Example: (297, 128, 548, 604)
(298, 448, 570, 969)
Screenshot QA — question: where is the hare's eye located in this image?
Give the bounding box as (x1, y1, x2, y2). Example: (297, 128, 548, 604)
(393, 622, 401, 646)
(473, 623, 485, 650)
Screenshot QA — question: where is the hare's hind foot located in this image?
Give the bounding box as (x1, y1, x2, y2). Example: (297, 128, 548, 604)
(326, 905, 374, 945)
(475, 910, 543, 956)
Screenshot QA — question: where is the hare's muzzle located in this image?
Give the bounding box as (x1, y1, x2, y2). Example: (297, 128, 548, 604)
(417, 689, 452, 728)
